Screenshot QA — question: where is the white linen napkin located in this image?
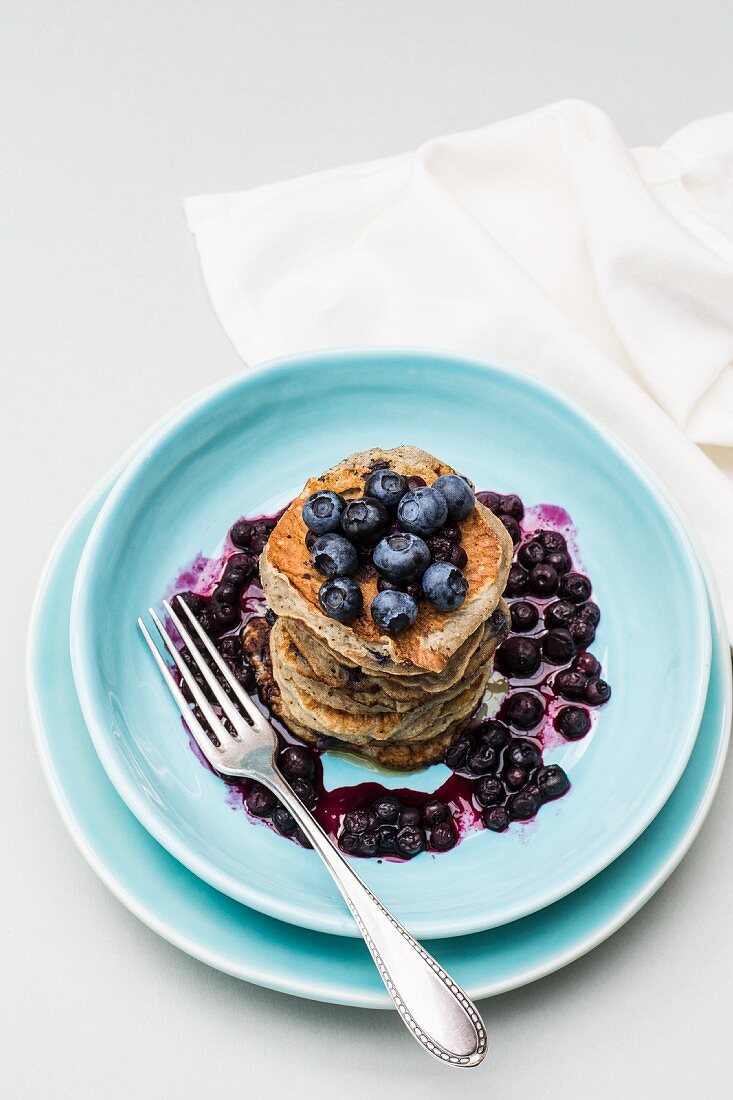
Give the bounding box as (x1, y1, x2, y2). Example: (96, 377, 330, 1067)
(186, 99, 733, 640)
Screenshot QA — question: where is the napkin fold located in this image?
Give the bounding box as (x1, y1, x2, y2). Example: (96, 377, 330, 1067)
(186, 100, 733, 640)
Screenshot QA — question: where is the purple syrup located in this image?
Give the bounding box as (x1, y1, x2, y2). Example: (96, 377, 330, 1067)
(168, 492, 610, 859)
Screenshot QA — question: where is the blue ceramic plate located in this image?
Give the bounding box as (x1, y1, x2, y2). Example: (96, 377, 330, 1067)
(29, 477, 730, 1005)
(70, 351, 711, 938)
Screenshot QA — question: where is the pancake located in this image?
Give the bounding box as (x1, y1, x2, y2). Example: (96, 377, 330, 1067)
(260, 446, 513, 674)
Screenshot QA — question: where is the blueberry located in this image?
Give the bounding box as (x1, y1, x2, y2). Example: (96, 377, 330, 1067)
(555, 705, 591, 740)
(575, 600, 601, 627)
(544, 599, 576, 631)
(178, 590, 206, 616)
(341, 496, 388, 543)
(422, 561, 468, 611)
(559, 572, 592, 603)
(432, 474, 476, 522)
(505, 564, 529, 597)
(483, 806, 509, 832)
(503, 691, 545, 730)
(377, 825, 399, 853)
(395, 824, 425, 858)
(430, 820, 457, 851)
(536, 530, 567, 553)
(488, 604, 510, 637)
(273, 805, 297, 835)
(444, 734, 473, 770)
(536, 764, 570, 801)
(423, 799, 449, 827)
(373, 794, 401, 824)
(370, 589, 418, 634)
(507, 788, 540, 820)
(441, 524, 462, 546)
(475, 719, 510, 751)
(476, 491, 501, 513)
(343, 808, 373, 835)
(311, 533, 358, 578)
(399, 806, 422, 828)
(529, 563, 559, 597)
(248, 521, 275, 555)
(377, 575, 422, 601)
(466, 743, 498, 774)
(373, 532, 430, 583)
(279, 745, 314, 780)
(518, 540, 545, 569)
(554, 669, 588, 700)
(339, 832, 362, 856)
(318, 577, 363, 624)
(546, 550, 571, 575)
(406, 475, 427, 491)
(302, 490, 346, 535)
(218, 635, 243, 661)
(364, 468, 408, 511)
(230, 520, 254, 549)
(247, 783, 276, 818)
(212, 601, 239, 628)
(290, 777, 317, 809)
(214, 581, 239, 606)
(572, 651, 601, 677)
(499, 494, 524, 521)
(295, 828, 313, 849)
(474, 775, 504, 807)
(234, 661, 256, 692)
(509, 601, 537, 634)
(397, 486, 449, 537)
(499, 514, 521, 544)
(357, 832, 379, 858)
(585, 678, 612, 706)
(496, 636, 541, 678)
(542, 628, 576, 665)
(428, 533, 455, 563)
(507, 739, 541, 769)
(502, 764, 528, 791)
(450, 546, 468, 569)
(569, 616, 596, 647)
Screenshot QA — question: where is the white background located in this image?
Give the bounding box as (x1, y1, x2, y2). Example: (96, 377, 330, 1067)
(3, 2, 732, 1096)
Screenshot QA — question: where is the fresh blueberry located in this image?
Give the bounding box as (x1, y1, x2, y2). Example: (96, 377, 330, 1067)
(536, 529, 567, 553)
(397, 486, 449, 537)
(507, 788, 540, 820)
(505, 563, 529, 597)
(554, 705, 591, 740)
(569, 616, 596, 647)
(518, 540, 545, 569)
(585, 678, 612, 706)
(536, 764, 570, 801)
(509, 601, 539, 633)
(544, 599, 576, 631)
(444, 734, 473, 770)
(542, 628, 576, 665)
(466, 743, 498, 774)
(499, 514, 521, 544)
(422, 799, 449, 827)
(373, 794, 402, 824)
(279, 745, 315, 780)
(476, 491, 501, 513)
(302, 490, 346, 536)
(311, 532, 358, 578)
(377, 825, 399, 853)
(529, 563, 559, 597)
(496, 636, 541, 678)
(546, 550, 571, 575)
(475, 719, 510, 751)
(554, 669, 588, 700)
(502, 691, 545, 730)
(273, 805, 297, 835)
(483, 806, 510, 832)
(364, 468, 408, 511)
(399, 806, 422, 828)
(373, 532, 430, 583)
(558, 572, 592, 603)
(572, 651, 601, 677)
(318, 577, 363, 624)
(432, 474, 476, 522)
(340, 496, 388, 543)
(430, 820, 457, 851)
(474, 775, 504, 807)
(421, 561, 468, 611)
(499, 494, 524, 521)
(370, 589, 419, 634)
(395, 824, 426, 858)
(246, 783, 276, 818)
(502, 764, 528, 791)
(506, 739, 541, 769)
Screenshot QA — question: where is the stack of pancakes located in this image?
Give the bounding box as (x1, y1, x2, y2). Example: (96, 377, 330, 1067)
(257, 446, 513, 769)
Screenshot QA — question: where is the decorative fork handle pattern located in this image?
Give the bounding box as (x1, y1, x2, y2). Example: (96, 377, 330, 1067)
(262, 768, 487, 1067)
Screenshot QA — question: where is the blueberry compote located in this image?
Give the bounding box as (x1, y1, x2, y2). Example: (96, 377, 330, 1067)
(169, 492, 610, 860)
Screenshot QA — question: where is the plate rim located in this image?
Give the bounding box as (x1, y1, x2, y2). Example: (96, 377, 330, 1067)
(27, 467, 730, 1006)
(68, 348, 713, 938)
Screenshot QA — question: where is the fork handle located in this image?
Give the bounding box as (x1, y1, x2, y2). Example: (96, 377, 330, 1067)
(262, 769, 487, 1067)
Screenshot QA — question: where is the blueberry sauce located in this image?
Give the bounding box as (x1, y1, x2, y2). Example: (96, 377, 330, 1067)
(168, 493, 610, 860)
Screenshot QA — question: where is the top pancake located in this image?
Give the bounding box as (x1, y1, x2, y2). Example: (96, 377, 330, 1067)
(261, 446, 513, 673)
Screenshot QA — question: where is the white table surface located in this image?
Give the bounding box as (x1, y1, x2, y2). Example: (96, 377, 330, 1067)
(3, 2, 732, 1096)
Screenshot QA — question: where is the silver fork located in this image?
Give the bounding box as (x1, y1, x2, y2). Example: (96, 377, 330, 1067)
(138, 595, 488, 1067)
